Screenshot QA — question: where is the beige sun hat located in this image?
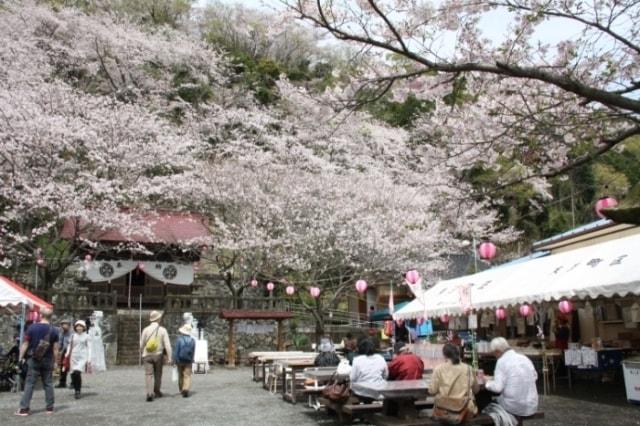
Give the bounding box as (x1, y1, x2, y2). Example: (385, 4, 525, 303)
(74, 320, 87, 330)
(149, 310, 163, 322)
(179, 324, 192, 335)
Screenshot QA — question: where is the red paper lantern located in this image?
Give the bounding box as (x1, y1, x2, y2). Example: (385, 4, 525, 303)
(405, 270, 420, 285)
(266, 282, 274, 292)
(495, 307, 507, 321)
(478, 242, 497, 261)
(595, 197, 618, 219)
(310, 287, 321, 298)
(250, 279, 258, 288)
(285, 285, 295, 296)
(519, 304, 533, 317)
(558, 300, 573, 314)
(440, 313, 450, 323)
(355, 280, 368, 294)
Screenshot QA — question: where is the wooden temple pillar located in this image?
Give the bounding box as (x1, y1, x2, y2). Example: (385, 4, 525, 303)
(227, 318, 236, 368)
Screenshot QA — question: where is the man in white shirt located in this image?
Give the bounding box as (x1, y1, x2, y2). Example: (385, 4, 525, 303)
(485, 337, 538, 417)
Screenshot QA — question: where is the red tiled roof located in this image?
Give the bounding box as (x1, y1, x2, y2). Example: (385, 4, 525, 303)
(60, 211, 211, 245)
(219, 310, 294, 320)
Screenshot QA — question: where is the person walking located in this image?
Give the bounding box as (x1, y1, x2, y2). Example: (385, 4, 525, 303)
(56, 318, 73, 389)
(140, 310, 172, 402)
(15, 307, 60, 416)
(173, 324, 196, 397)
(65, 320, 91, 399)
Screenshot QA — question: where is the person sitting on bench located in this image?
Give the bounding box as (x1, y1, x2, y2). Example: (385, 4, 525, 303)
(388, 343, 424, 380)
(314, 338, 341, 367)
(429, 343, 479, 417)
(483, 337, 538, 426)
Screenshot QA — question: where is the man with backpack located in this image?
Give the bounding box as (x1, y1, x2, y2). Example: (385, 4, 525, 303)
(140, 310, 172, 402)
(15, 307, 60, 416)
(173, 324, 196, 397)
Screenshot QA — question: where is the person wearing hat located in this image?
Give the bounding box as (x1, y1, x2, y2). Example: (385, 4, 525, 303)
(313, 338, 341, 367)
(387, 342, 424, 381)
(64, 320, 92, 399)
(173, 324, 196, 397)
(140, 310, 172, 402)
(56, 318, 73, 389)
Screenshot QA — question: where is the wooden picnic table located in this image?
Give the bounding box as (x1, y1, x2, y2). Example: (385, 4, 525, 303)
(351, 379, 431, 419)
(251, 352, 315, 384)
(278, 359, 318, 403)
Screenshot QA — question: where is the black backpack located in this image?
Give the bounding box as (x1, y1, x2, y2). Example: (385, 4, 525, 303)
(32, 325, 53, 362)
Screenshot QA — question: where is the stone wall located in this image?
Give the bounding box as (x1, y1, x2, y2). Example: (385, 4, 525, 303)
(0, 311, 19, 354)
(162, 312, 290, 365)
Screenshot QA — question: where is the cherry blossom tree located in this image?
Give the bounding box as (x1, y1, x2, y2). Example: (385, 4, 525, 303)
(0, 0, 516, 320)
(0, 2, 214, 288)
(282, 0, 640, 186)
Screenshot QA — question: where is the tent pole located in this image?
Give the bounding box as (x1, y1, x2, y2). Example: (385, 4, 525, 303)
(139, 295, 142, 367)
(19, 303, 26, 348)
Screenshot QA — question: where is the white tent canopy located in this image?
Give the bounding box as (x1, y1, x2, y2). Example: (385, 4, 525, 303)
(394, 233, 640, 320)
(0, 276, 53, 310)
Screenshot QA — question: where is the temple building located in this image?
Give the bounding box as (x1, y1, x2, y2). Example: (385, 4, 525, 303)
(61, 211, 212, 308)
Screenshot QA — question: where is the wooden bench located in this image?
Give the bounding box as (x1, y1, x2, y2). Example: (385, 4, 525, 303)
(365, 412, 544, 426)
(318, 397, 383, 423)
(317, 397, 437, 424)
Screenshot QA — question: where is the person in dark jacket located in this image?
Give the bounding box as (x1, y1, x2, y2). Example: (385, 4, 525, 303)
(172, 324, 196, 397)
(56, 319, 72, 389)
(16, 308, 60, 416)
(314, 338, 340, 367)
(388, 343, 424, 380)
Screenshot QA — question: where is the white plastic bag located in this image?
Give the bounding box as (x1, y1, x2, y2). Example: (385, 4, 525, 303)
(171, 366, 178, 383)
(336, 359, 351, 376)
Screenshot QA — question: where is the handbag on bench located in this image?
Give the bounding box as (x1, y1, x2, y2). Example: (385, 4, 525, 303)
(321, 372, 351, 403)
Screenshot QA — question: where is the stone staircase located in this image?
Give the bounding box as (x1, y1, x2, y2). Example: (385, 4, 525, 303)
(117, 312, 145, 365)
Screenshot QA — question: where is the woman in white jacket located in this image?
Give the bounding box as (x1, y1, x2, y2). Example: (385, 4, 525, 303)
(65, 320, 92, 399)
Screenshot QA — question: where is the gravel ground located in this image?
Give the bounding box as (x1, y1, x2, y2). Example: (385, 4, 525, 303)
(1, 367, 638, 426)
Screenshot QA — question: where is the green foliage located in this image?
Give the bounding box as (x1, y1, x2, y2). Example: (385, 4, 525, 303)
(368, 95, 434, 128)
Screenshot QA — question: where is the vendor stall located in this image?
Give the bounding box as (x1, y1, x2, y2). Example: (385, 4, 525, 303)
(393, 233, 640, 399)
(1, 275, 53, 346)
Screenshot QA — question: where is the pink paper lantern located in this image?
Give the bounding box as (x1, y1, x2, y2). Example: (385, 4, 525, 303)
(405, 270, 420, 285)
(519, 304, 533, 317)
(27, 308, 41, 323)
(595, 197, 618, 218)
(495, 307, 507, 321)
(266, 282, 275, 292)
(558, 300, 573, 314)
(285, 285, 295, 296)
(310, 287, 321, 298)
(478, 242, 497, 261)
(440, 314, 450, 323)
(355, 280, 368, 294)
(250, 279, 258, 288)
